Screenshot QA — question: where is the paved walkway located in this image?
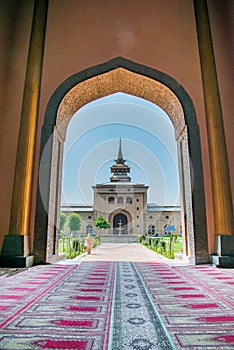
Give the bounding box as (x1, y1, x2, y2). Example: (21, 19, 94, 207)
(82, 243, 163, 262)
(74, 243, 185, 265)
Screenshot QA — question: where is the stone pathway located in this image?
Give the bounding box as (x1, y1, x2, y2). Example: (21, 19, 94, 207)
(79, 243, 164, 262)
(76, 243, 185, 265)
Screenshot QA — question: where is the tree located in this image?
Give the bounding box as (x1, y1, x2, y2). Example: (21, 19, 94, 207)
(60, 212, 67, 252)
(60, 212, 66, 231)
(94, 215, 110, 232)
(68, 213, 81, 235)
(66, 213, 81, 259)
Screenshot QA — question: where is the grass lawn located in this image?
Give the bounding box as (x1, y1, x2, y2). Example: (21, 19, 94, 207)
(164, 237, 183, 253)
(145, 236, 183, 259)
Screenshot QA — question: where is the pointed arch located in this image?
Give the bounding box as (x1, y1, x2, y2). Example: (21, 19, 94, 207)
(34, 57, 209, 265)
(109, 208, 132, 235)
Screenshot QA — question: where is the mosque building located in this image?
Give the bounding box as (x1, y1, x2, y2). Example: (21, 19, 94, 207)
(61, 139, 181, 240)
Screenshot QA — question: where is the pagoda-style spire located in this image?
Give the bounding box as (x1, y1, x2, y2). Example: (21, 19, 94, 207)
(110, 138, 131, 182)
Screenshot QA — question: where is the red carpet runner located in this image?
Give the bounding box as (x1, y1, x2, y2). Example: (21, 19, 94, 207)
(0, 261, 233, 349)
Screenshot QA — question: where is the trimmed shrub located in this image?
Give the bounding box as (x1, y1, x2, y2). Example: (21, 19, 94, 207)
(138, 234, 146, 244)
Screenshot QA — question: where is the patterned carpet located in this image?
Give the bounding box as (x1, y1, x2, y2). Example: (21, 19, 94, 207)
(0, 261, 233, 349)
(136, 262, 234, 349)
(0, 262, 114, 349)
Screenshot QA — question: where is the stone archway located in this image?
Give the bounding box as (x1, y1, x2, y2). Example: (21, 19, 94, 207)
(34, 57, 209, 265)
(113, 213, 128, 235)
(109, 209, 132, 236)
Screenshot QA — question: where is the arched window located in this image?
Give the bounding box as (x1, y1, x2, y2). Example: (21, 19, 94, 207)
(88, 215, 92, 219)
(108, 197, 115, 204)
(117, 197, 123, 204)
(86, 224, 93, 234)
(136, 198, 139, 202)
(126, 197, 132, 204)
(148, 225, 155, 235)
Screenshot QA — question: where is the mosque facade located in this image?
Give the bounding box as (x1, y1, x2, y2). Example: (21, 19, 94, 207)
(61, 140, 181, 239)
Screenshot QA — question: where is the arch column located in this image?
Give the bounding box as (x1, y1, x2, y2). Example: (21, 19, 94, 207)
(194, 0, 234, 265)
(1, 0, 48, 266)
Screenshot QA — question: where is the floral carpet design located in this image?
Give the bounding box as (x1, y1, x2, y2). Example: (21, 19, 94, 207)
(0, 261, 233, 349)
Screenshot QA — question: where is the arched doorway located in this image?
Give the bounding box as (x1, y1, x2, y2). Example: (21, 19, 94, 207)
(113, 213, 128, 235)
(34, 57, 209, 265)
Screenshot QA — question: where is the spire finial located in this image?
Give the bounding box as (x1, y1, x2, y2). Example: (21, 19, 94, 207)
(117, 138, 124, 164)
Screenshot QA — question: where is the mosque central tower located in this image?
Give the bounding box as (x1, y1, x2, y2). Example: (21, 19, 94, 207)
(110, 138, 131, 182)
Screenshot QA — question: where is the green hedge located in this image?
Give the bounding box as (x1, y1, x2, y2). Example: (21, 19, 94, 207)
(141, 236, 182, 259)
(59, 235, 100, 259)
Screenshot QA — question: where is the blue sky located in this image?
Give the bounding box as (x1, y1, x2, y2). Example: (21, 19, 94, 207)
(61, 93, 180, 206)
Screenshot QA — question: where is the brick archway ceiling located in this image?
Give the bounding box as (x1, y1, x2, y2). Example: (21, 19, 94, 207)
(57, 67, 185, 139)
